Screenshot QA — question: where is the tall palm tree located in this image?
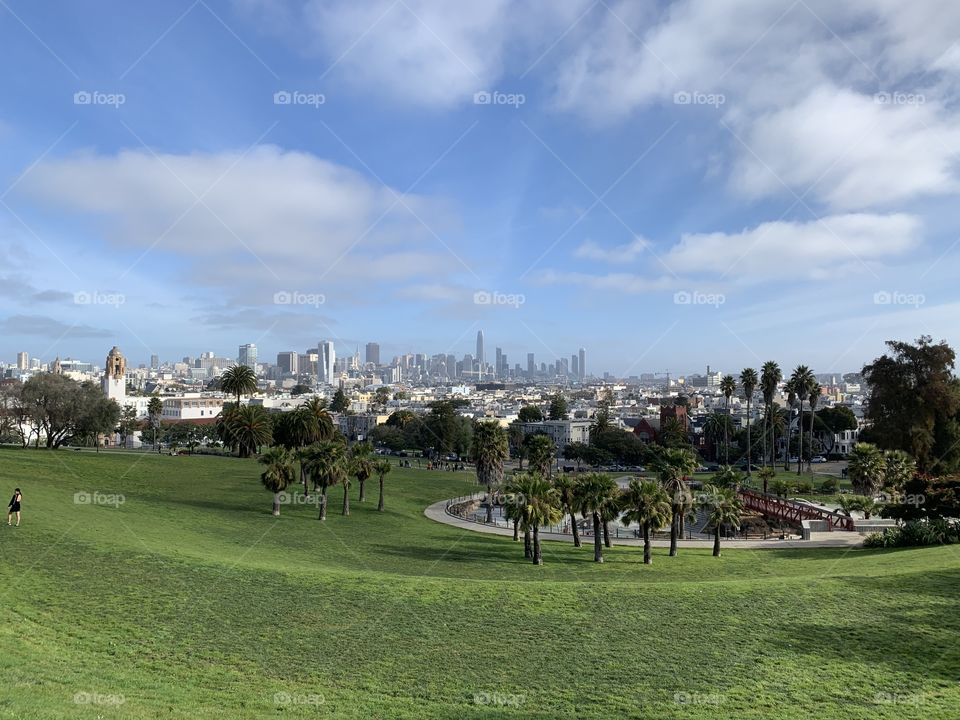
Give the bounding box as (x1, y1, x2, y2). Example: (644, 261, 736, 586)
(302, 440, 347, 520)
(806, 381, 821, 472)
(719, 375, 736, 464)
(848, 442, 885, 495)
(220, 364, 258, 407)
(783, 378, 798, 471)
(573, 473, 619, 563)
(789, 366, 814, 475)
(703, 412, 732, 462)
(503, 472, 534, 558)
(649, 447, 699, 556)
(739, 368, 758, 475)
(350, 442, 374, 502)
(259, 447, 296, 516)
(147, 396, 163, 452)
(471, 420, 509, 523)
(302, 397, 336, 440)
(620, 479, 670, 565)
(276, 407, 321, 495)
(598, 491, 621, 549)
(513, 473, 563, 565)
(697, 484, 744, 557)
(524, 433, 555, 477)
(373, 459, 392, 511)
(760, 361, 782, 467)
(552, 474, 582, 547)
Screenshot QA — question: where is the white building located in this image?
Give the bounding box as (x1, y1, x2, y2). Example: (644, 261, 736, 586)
(520, 419, 592, 455)
(161, 395, 225, 420)
(318, 340, 336, 384)
(102, 346, 126, 404)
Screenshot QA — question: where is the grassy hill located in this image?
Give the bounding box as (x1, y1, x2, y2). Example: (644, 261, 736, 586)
(0, 447, 957, 718)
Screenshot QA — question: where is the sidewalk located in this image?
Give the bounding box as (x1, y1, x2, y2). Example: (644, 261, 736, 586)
(424, 499, 863, 550)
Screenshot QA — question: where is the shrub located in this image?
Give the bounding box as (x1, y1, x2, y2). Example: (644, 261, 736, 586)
(862, 520, 959, 548)
(819, 477, 839, 494)
(795, 480, 814, 494)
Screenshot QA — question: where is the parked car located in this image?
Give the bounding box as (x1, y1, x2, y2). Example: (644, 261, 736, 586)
(811, 455, 827, 463)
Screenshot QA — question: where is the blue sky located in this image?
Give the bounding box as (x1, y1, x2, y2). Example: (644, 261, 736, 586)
(2, 0, 959, 376)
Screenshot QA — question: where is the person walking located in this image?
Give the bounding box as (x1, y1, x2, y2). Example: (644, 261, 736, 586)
(7, 488, 22, 527)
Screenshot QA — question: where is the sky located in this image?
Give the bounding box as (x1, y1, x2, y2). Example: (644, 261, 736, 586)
(1, 0, 960, 377)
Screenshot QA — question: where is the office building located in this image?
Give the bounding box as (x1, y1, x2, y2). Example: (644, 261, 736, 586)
(318, 340, 336, 384)
(578, 348, 586, 380)
(365, 342, 380, 366)
(16, 352, 29, 370)
(238, 344, 258, 371)
(276, 352, 298, 375)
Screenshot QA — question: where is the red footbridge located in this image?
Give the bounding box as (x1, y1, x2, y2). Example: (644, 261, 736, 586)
(737, 489, 855, 531)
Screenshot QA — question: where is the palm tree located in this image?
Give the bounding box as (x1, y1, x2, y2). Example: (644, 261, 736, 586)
(552, 474, 582, 547)
(848, 442, 885, 495)
(373, 459, 392, 511)
(350, 442, 374, 502)
(275, 407, 321, 495)
(471, 420, 508, 523)
(711, 465, 744, 490)
(302, 397, 336, 440)
(302, 440, 347, 520)
(598, 491, 621, 548)
(503, 472, 534, 558)
(219, 404, 273, 458)
(589, 406, 612, 441)
(739, 368, 758, 475)
(220, 364, 258, 407)
(620, 479, 670, 564)
(573, 473, 619, 563)
(524, 433, 555, 477)
(806, 381, 821, 473)
(703, 412, 732, 462)
(513, 474, 563, 565)
(789, 366, 814, 475)
(760, 361, 782, 467)
(147, 396, 163, 452)
(259, 447, 296, 516)
(697, 484, 744, 557)
(756, 466, 776, 495)
(783, 378, 798, 471)
(649, 447, 699, 556)
(719, 375, 736, 464)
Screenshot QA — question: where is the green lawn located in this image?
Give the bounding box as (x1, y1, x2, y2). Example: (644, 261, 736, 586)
(0, 447, 957, 719)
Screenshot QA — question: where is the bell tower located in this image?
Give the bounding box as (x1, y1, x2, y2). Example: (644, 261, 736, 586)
(102, 346, 127, 403)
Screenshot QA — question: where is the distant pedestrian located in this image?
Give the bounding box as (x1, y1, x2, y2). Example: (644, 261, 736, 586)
(7, 488, 21, 527)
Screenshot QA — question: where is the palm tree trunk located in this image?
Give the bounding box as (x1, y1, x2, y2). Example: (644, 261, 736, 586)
(342, 485, 350, 516)
(669, 510, 679, 557)
(603, 520, 611, 548)
(358, 478, 366, 502)
(797, 404, 803, 476)
(485, 481, 493, 523)
(762, 404, 768, 468)
(592, 511, 604, 562)
(713, 526, 721, 557)
(745, 399, 752, 476)
(523, 528, 532, 559)
(808, 408, 816, 473)
(302, 464, 308, 497)
(643, 523, 652, 565)
(377, 478, 385, 511)
(273, 493, 281, 517)
(532, 527, 542, 565)
(512, 518, 519, 541)
(319, 485, 328, 520)
(569, 510, 581, 547)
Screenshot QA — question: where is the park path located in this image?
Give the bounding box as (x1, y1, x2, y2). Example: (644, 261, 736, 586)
(423, 499, 863, 550)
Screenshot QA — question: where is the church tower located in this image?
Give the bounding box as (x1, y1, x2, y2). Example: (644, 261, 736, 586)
(102, 346, 127, 403)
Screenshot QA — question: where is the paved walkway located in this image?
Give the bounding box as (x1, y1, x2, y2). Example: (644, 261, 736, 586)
(424, 499, 864, 549)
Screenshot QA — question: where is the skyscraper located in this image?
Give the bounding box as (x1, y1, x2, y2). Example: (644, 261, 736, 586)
(277, 352, 298, 375)
(239, 344, 258, 371)
(150, 354, 159, 370)
(475, 331, 484, 379)
(571, 354, 579, 378)
(365, 342, 380, 366)
(527, 353, 535, 378)
(16, 352, 29, 370)
(495, 347, 502, 379)
(318, 340, 336, 384)
(578, 348, 586, 380)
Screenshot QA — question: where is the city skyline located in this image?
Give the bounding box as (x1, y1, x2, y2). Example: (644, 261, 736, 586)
(1, 2, 958, 374)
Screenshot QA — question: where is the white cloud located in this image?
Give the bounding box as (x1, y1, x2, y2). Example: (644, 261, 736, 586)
(534, 269, 675, 294)
(574, 235, 650, 263)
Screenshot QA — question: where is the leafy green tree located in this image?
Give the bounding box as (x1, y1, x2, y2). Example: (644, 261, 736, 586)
(882, 449, 916, 492)
(373, 386, 391, 411)
(220, 365, 258, 407)
(862, 336, 960, 473)
(330, 388, 350, 413)
(760, 361, 782, 467)
(259, 447, 296, 516)
(562, 442, 589, 471)
(373, 459, 392, 512)
(711, 465, 744, 490)
(74, 392, 121, 452)
(720, 375, 736, 464)
(697, 485, 744, 557)
(848, 442, 885, 495)
(547, 393, 568, 421)
(424, 400, 472, 457)
(648, 446, 698, 556)
(739, 369, 758, 475)
(770, 477, 794, 497)
(621, 479, 671, 564)
(517, 405, 543, 423)
(471, 420, 508, 523)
